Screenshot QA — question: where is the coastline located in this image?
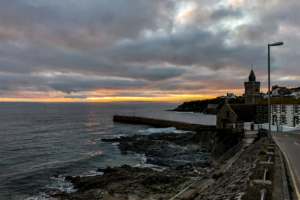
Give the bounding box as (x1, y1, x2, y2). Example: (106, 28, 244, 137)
(52, 130, 212, 200)
(51, 126, 244, 200)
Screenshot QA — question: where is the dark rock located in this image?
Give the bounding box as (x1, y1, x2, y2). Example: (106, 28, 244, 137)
(121, 151, 128, 154)
(101, 132, 211, 169)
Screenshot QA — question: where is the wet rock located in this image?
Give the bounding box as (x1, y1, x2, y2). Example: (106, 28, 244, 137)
(102, 132, 211, 169)
(55, 165, 196, 200)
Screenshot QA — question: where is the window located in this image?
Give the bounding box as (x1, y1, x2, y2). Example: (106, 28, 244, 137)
(265, 115, 268, 122)
(258, 115, 261, 123)
(265, 106, 268, 113)
(226, 111, 229, 118)
(281, 116, 285, 124)
(260, 106, 263, 113)
(295, 106, 298, 114)
(281, 106, 285, 113)
(256, 89, 259, 93)
(273, 105, 277, 113)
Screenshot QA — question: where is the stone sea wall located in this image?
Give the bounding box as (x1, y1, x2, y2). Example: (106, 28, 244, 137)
(113, 115, 216, 131)
(195, 128, 245, 162)
(195, 138, 264, 200)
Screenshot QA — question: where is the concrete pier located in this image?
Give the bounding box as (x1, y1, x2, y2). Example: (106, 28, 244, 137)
(113, 115, 216, 131)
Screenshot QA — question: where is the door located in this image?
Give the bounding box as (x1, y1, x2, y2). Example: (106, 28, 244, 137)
(294, 117, 299, 127)
(223, 122, 226, 129)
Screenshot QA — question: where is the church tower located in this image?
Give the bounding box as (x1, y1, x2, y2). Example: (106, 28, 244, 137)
(244, 70, 261, 104)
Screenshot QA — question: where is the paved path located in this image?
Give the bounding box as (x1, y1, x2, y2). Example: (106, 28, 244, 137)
(272, 130, 300, 199)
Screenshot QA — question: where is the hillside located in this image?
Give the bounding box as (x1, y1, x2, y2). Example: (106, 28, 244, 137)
(172, 97, 245, 114)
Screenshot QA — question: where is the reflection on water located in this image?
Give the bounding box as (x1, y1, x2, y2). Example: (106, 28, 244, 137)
(90, 132, 105, 135)
(85, 151, 103, 157)
(84, 141, 97, 145)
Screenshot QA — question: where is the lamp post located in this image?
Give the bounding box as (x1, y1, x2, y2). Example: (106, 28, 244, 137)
(268, 42, 283, 142)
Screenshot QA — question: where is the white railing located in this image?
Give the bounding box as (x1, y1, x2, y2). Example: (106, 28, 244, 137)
(260, 189, 267, 200)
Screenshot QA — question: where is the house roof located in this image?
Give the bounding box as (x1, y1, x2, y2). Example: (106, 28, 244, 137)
(254, 98, 300, 105)
(229, 104, 254, 122)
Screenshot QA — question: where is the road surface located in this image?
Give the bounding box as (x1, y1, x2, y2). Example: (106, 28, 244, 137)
(272, 130, 300, 199)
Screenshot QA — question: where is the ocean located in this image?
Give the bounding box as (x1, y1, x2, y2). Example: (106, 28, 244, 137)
(0, 102, 216, 200)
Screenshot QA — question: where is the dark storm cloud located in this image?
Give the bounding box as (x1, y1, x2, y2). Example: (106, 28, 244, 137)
(0, 42, 187, 81)
(0, 0, 175, 49)
(107, 28, 266, 70)
(210, 7, 242, 20)
(0, 0, 299, 99)
(49, 75, 150, 94)
(0, 72, 149, 95)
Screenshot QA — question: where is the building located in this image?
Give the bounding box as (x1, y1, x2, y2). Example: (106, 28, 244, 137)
(244, 70, 261, 104)
(254, 99, 300, 127)
(216, 102, 254, 128)
(226, 93, 236, 99)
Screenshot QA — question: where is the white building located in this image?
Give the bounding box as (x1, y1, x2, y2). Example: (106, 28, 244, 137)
(291, 91, 300, 99)
(226, 93, 236, 99)
(254, 99, 300, 127)
(272, 88, 281, 96)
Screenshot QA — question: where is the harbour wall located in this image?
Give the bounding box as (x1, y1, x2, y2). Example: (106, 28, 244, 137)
(113, 115, 216, 131)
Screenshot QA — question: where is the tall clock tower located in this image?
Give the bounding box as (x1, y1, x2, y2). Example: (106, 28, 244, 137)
(244, 70, 261, 104)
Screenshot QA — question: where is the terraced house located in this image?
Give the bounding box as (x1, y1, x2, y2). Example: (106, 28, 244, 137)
(254, 99, 300, 126)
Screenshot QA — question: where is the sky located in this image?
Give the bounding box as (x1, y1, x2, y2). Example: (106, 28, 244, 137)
(0, 0, 299, 102)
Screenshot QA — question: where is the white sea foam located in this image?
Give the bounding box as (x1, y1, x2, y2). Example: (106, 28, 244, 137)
(112, 142, 120, 146)
(133, 163, 168, 172)
(111, 134, 127, 138)
(138, 127, 193, 135)
(78, 170, 104, 177)
(23, 175, 76, 200)
(174, 111, 204, 114)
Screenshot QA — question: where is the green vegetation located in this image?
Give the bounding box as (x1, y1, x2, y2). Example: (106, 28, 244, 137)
(174, 96, 245, 113)
(212, 172, 225, 180)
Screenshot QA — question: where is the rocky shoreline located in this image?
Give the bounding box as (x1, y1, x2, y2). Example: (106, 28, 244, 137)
(102, 132, 212, 169)
(50, 129, 244, 200)
(52, 132, 212, 200)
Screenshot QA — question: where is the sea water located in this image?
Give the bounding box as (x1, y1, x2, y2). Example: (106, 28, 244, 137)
(0, 102, 216, 199)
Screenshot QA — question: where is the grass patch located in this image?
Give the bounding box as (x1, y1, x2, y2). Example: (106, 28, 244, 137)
(212, 172, 224, 180)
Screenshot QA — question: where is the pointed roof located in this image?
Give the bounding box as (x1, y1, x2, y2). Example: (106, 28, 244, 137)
(249, 70, 256, 82)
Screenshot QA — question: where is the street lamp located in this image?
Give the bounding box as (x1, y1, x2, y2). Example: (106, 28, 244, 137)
(268, 41, 284, 142)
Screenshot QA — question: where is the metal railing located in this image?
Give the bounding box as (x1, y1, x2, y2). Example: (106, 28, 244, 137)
(169, 134, 246, 200)
(211, 138, 246, 167)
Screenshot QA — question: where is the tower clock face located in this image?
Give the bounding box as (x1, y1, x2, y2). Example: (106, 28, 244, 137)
(247, 89, 251, 93)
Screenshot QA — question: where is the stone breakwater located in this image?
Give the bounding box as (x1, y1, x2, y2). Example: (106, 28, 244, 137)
(113, 115, 216, 131)
(195, 139, 264, 200)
